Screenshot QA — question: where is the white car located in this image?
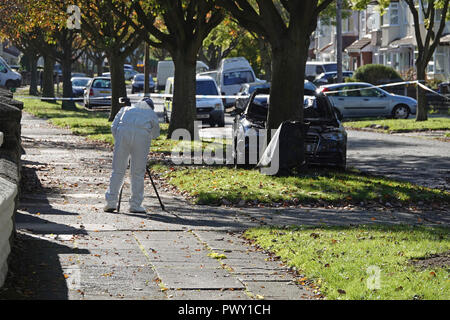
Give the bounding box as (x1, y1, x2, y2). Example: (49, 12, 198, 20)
(0, 56, 22, 89)
(164, 75, 225, 127)
(83, 77, 111, 109)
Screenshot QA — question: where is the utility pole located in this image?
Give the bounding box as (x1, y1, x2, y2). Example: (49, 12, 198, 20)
(336, 0, 343, 83)
(144, 43, 150, 97)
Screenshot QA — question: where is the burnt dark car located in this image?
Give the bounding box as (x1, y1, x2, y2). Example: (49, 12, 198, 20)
(232, 87, 347, 168)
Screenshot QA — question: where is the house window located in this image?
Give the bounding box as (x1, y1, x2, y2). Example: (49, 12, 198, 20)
(379, 54, 385, 65)
(390, 3, 399, 25)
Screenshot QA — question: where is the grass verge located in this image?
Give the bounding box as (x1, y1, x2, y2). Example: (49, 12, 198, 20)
(19, 97, 224, 153)
(244, 224, 450, 300)
(151, 164, 449, 207)
(343, 117, 450, 133)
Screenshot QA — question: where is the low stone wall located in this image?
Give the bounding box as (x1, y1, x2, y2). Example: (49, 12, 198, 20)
(0, 91, 22, 287)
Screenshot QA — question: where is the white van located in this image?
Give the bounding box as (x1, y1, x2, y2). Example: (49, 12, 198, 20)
(215, 57, 262, 108)
(305, 61, 338, 80)
(0, 56, 22, 89)
(163, 75, 225, 127)
(156, 60, 209, 91)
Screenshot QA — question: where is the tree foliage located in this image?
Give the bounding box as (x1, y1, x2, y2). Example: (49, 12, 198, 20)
(115, 0, 225, 137)
(216, 0, 334, 132)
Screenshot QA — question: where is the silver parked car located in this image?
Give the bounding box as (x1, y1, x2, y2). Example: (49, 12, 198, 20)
(83, 77, 111, 109)
(318, 82, 417, 119)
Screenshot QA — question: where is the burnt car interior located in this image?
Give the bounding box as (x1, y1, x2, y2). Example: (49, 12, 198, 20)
(242, 87, 339, 125)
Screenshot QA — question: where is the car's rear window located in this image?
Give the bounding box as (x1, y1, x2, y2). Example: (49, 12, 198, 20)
(196, 80, 218, 95)
(92, 79, 111, 89)
(72, 79, 90, 87)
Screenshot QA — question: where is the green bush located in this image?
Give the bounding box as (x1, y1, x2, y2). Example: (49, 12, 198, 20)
(350, 64, 403, 85)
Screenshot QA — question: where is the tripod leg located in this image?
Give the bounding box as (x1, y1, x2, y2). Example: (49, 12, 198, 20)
(146, 166, 165, 211)
(117, 183, 124, 212)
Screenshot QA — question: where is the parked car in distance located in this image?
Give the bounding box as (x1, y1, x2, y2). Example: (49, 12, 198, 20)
(164, 75, 225, 127)
(71, 72, 87, 78)
(313, 71, 354, 86)
(319, 82, 417, 119)
(83, 77, 111, 109)
(0, 56, 22, 89)
(102, 68, 137, 81)
(426, 82, 450, 107)
(232, 86, 347, 168)
(157, 60, 209, 91)
(215, 57, 263, 108)
(71, 77, 92, 97)
(131, 73, 155, 94)
(125, 69, 138, 81)
(305, 61, 338, 81)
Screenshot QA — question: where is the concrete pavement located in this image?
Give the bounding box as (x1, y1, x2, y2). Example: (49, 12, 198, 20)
(1, 112, 448, 300)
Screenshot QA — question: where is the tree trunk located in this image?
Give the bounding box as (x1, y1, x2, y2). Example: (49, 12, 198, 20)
(61, 56, 76, 110)
(257, 38, 271, 81)
(167, 50, 197, 138)
(96, 59, 103, 77)
(415, 62, 428, 121)
(29, 53, 38, 96)
(42, 54, 55, 101)
(267, 38, 307, 131)
(108, 54, 127, 121)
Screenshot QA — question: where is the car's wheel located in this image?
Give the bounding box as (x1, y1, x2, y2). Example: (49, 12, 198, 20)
(392, 104, 410, 119)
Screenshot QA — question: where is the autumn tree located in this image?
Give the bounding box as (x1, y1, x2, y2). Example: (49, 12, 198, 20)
(0, 1, 45, 95)
(70, 0, 144, 120)
(217, 0, 334, 132)
(199, 17, 249, 70)
(115, 0, 225, 137)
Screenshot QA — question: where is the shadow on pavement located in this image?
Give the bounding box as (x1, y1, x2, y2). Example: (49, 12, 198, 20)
(0, 231, 89, 300)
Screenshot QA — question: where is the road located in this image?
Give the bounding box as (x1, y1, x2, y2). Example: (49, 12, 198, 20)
(130, 92, 450, 190)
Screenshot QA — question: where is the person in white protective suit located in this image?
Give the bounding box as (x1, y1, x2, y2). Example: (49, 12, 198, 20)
(104, 99, 160, 213)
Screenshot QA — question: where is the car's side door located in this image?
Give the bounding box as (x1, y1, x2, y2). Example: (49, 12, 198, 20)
(358, 86, 389, 116)
(328, 85, 363, 117)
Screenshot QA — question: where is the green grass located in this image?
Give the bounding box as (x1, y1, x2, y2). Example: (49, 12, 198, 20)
(244, 224, 450, 300)
(344, 117, 450, 133)
(151, 164, 450, 206)
(19, 97, 227, 152)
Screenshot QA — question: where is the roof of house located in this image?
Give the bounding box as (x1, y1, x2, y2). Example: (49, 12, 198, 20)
(345, 37, 371, 53)
(388, 36, 415, 48)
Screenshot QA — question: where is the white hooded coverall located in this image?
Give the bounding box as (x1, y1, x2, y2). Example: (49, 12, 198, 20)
(105, 101, 160, 210)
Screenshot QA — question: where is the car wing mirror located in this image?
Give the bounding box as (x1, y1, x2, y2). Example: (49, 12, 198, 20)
(334, 109, 343, 121)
